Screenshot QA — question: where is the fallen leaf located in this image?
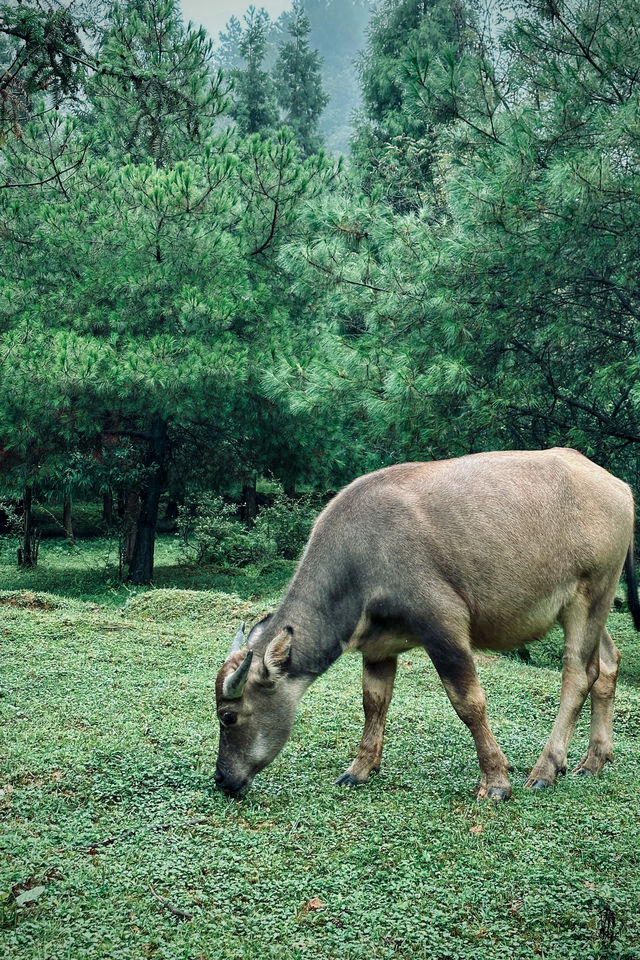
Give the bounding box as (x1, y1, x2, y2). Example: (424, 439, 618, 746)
(304, 897, 325, 912)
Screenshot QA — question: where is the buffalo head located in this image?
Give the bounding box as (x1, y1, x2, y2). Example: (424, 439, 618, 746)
(214, 620, 304, 795)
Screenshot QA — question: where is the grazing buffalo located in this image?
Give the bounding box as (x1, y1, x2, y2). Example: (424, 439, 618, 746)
(214, 448, 639, 798)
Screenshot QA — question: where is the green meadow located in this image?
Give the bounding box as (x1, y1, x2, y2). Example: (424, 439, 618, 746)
(1, 538, 639, 960)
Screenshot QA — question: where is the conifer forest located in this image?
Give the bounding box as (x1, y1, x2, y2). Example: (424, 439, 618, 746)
(2, 3, 640, 959)
(2, 0, 639, 583)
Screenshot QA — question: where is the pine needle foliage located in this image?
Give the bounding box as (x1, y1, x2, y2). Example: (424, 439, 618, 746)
(272, 0, 640, 483)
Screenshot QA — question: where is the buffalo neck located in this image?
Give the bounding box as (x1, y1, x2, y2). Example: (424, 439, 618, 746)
(248, 514, 364, 678)
(252, 577, 362, 681)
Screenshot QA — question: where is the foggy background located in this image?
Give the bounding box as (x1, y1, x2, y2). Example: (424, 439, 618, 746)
(180, 0, 373, 153)
(181, 0, 292, 39)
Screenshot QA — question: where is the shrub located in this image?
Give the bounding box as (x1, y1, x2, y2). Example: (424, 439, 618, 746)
(177, 495, 273, 568)
(253, 493, 318, 560)
(177, 492, 320, 568)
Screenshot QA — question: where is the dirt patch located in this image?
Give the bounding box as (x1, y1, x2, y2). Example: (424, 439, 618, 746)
(473, 652, 499, 666)
(11, 771, 51, 788)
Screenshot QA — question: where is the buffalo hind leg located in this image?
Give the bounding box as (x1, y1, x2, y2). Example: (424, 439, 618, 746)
(526, 591, 610, 790)
(572, 628, 621, 777)
(336, 656, 397, 787)
(430, 647, 512, 801)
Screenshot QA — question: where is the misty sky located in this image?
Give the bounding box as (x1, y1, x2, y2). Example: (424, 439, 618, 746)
(180, 0, 292, 42)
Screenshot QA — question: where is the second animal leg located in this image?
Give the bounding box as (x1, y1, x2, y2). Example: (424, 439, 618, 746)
(429, 644, 512, 800)
(526, 590, 612, 789)
(572, 627, 621, 776)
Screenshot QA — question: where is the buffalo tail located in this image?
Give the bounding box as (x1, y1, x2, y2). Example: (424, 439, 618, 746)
(624, 543, 640, 631)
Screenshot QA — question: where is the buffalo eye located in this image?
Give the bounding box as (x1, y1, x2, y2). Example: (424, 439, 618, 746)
(220, 712, 237, 727)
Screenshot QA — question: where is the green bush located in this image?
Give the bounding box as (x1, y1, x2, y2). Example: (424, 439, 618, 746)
(253, 492, 318, 560)
(177, 495, 274, 567)
(177, 492, 320, 568)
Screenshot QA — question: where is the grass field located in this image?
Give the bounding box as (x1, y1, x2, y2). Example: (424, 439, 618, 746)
(2, 537, 640, 959)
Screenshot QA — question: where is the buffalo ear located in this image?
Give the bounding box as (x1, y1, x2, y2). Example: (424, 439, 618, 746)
(262, 628, 293, 681)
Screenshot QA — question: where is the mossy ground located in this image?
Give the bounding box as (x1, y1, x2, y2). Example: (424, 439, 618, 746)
(1, 537, 640, 959)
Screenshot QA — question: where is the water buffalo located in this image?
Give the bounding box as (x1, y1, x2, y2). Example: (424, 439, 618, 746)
(214, 448, 639, 798)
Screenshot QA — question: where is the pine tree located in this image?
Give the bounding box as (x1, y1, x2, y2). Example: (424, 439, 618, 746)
(299, 0, 372, 153)
(278, 0, 640, 485)
(230, 6, 279, 137)
(272, 1, 328, 156)
(0, 0, 90, 144)
(88, 0, 228, 165)
(215, 15, 244, 70)
(432, 0, 640, 464)
(0, 0, 339, 582)
(352, 0, 477, 212)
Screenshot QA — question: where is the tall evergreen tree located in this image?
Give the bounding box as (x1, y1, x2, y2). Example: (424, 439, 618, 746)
(431, 0, 640, 465)
(0, 0, 339, 582)
(230, 7, 279, 137)
(272, 0, 328, 156)
(87, 0, 228, 165)
(215, 15, 244, 70)
(275, 0, 640, 485)
(352, 0, 477, 212)
(0, 0, 90, 144)
(299, 0, 372, 154)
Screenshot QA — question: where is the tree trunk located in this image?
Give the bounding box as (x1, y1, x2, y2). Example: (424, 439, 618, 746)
(241, 475, 257, 526)
(118, 492, 139, 580)
(18, 485, 39, 567)
(128, 419, 169, 585)
(103, 490, 114, 527)
(164, 498, 178, 522)
(124, 492, 140, 565)
(63, 497, 74, 540)
(20, 484, 33, 566)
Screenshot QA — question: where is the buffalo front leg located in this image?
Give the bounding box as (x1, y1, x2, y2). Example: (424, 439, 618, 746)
(431, 650, 512, 801)
(336, 656, 397, 787)
(572, 628, 621, 776)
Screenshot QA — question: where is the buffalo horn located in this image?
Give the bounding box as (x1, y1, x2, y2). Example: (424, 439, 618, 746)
(222, 650, 253, 699)
(227, 621, 246, 658)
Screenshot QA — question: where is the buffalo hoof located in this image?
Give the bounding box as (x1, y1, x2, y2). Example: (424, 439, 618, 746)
(487, 786, 510, 801)
(572, 766, 592, 777)
(335, 772, 362, 788)
(527, 778, 551, 791)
